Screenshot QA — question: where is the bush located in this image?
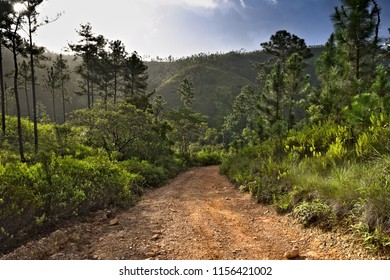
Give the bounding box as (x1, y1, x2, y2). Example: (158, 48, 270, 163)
(285, 121, 354, 162)
(189, 150, 223, 166)
(0, 161, 49, 251)
(293, 199, 335, 230)
(220, 138, 284, 184)
(119, 159, 168, 188)
(220, 145, 259, 185)
(274, 184, 313, 214)
(355, 114, 390, 160)
(0, 153, 143, 252)
(221, 140, 289, 205)
(353, 222, 390, 252)
(0, 162, 45, 247)
(361, 156, 390, 231)
(43, 153, 140, 216)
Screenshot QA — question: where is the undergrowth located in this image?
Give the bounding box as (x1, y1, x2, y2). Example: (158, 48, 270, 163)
(221, 116, 390, 254)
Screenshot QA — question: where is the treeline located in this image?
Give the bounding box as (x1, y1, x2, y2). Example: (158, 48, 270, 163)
(221, 0, 390, 254)
(0, 0, 222, 253)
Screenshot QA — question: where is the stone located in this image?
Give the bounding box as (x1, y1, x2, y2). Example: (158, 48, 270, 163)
(284, 245, 300, 259)
(151, 234, 160, 241)
(109, 218, 119, 226)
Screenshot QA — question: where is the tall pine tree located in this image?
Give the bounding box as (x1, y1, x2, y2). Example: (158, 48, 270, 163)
(332, 0, 381, 92)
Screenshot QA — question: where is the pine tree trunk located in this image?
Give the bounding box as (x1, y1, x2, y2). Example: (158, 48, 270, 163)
(91, 83, 94, 105)
(114, 71, 117, 104)
(12, 36, 25, 162)
(52, 90, 57, 123)
(0, 35, 5, 135)
(61, 81, 66, 123)
(24, 77, 31, 120)
(87, 70, 91, 108)
(28, 16, 38, 154)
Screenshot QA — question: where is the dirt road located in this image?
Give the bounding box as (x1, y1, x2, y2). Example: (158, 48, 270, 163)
(1, 166, 379, 260)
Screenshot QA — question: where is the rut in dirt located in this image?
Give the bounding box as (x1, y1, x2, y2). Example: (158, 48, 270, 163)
(2, 166, 376, 260)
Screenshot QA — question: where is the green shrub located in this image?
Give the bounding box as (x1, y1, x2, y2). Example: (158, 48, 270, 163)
(43, 153, 140, 216)
(0, 153, 142, 252)
(360, 157, 390, 231)
(222, 141, 289, 205)
(355, 114, 390, 160)
(119, 158, 169, 188)
(286, 159, 365, 219)
(220, 147, 258, 185)
(274, 184, 313, 214)
(285, 121, 346, 158)
(293, 200, 335, 229)
(0, 162, 46, 251)
(189, 150, 223, 166)
(353, 222, 390, 252)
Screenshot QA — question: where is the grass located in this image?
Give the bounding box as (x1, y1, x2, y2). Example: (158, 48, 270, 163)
(221, 120, 390, 254)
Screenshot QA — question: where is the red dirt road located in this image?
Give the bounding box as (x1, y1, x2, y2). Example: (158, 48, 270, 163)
(2, 166, 379, 260)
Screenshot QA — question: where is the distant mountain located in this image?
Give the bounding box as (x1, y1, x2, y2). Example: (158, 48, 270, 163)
(146, 47, 324, 128)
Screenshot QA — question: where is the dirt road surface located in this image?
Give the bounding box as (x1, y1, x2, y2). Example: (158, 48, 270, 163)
(1, 166, 381, 260)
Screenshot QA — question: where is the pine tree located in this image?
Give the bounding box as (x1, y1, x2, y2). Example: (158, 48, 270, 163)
(69, 23, 106, 108)
(123, 51, 151, 110)
(0, 0, 13, 135)
(3, 1, 26, 162)
(177, 78, 195, 108)
(262, 62, 285, 126)
(22, 0, 48, 154)
(109, 40, 127, 104)
(332, 0, 381, 91)
(284, 53, 310, 130)
(258, 30, 312, 132)
(43, 66, 60, 123)
(52, 54, 70, 123)
(19, 60, 31, 119)
(313, 34, 348, 122)
(93, 46, 113, 108)
(370, 65, 390, 113)
(260, 30, 312, 65)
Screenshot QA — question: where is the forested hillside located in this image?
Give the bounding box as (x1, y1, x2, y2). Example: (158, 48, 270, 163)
(0, 47, 323, 128)
(1, 0, 390, 258)
(146, 48, 323, 128)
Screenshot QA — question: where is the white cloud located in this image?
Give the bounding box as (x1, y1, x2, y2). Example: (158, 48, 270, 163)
(142, 0, 220, 9)
(34, 0, 249, 57)
(240, 0, 247, 8)
(266, 0, 278, 4)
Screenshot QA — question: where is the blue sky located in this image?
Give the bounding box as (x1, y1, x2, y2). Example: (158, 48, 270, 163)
(35, 0, 390, 58)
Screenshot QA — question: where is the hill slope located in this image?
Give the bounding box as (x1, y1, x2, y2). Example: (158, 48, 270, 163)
(147, 48, 323, 128)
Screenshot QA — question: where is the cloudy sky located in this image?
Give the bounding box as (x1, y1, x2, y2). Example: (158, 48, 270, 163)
(34, 0, 390, 58)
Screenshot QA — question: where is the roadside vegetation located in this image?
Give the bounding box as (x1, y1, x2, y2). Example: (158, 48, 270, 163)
(0, 0, 222, 253)
(221, 0, 390, 254)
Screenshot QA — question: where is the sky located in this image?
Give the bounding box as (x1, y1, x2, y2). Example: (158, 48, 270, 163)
(33, 0, 390, 59)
